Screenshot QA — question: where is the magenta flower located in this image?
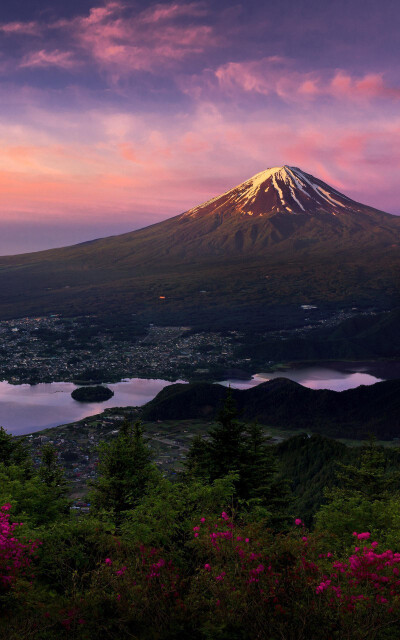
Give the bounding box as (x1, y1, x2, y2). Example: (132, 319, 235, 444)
(295, 518, 303, 526)
(105, 558, 112, 566)
(357, 532, 371, 540)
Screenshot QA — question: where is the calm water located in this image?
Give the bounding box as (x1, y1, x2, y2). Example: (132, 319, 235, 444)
(0, 365, 385, 436)
(0, 378, 183, 436)
(222, 367, 383, 391)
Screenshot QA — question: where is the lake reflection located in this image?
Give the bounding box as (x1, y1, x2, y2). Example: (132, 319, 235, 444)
(221, 367, 383, 392)
(0, 378, 183, 436)
(0, 366, 386, 436)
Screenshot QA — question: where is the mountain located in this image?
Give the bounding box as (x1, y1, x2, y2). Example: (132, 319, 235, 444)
(0, 166, 399, 324)
(174, 165, 400, 254)
(141, 378, 400, 440)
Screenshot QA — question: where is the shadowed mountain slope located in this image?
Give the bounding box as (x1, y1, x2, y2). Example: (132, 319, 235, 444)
(0, 166, 399, 322)
(141, 378, 400, 440)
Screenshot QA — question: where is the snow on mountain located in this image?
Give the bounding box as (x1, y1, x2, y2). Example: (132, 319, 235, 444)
(183, 166, 364, 219)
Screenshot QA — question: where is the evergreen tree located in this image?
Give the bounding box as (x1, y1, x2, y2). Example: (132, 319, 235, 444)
(334, 436, 399, 501)
(186, 393, 291, 526)
(90, 420, 159, 526)
(39, 443, 67, 490)
(316, 437, 400, 541)
(0, 426, 31, 469)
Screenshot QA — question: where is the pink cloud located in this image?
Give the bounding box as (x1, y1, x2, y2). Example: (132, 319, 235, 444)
(212, 59, 400, 104)
(140, 2, 207, 23)
(19, 49, 79, 70)
(0, 21, 40, 35)
(329, 71, 400, 100)
(67, 1, 219, 78)
(0, 2, 219, 80)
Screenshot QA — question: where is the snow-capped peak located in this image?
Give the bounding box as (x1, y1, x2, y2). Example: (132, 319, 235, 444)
(184, 165, 360, 219)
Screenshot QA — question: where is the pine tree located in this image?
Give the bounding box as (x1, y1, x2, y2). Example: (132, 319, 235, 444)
(0, 426, 31, 469)
(316, 437, 400, 539)
(334, 436, 399, 501)
(186, 393, 291, 526)
(39, 443, 67, 489)
(90, 420, 159, 526)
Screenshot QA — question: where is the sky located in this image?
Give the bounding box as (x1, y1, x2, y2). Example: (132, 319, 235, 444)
(1, 0, 400, 254)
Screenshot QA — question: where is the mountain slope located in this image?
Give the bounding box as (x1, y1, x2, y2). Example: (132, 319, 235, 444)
(141, 378, 400, 440)
(0, 166, 399, 322)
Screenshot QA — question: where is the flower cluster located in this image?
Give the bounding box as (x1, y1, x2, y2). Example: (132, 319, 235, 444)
(0, 504, 39, 590)
(316, 533, 400, 612)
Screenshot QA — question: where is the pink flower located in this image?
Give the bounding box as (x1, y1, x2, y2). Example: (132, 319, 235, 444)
(204, 564, 211, 571)
(194, 532, 199, 538)
(105, 558, 112, 566)
(357, 532, 371, 540)
(245, 538, 250, 543)
(200, 517, 206, 523)
(295, 518, 303, 526)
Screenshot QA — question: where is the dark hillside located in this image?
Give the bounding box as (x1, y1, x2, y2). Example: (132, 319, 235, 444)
(142, 378, 400, 440)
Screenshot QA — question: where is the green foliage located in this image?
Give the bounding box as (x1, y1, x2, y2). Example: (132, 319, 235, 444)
(315, 438, 400, 547)
(275, 433, 351, 523)
(121, 474, 237, 556)
(35, 518, 115, 595)
(186, 393, 291, 527)
(0, 443, 69, 528)
(90, 420, 161, 526)
(0, 426, 31, 468)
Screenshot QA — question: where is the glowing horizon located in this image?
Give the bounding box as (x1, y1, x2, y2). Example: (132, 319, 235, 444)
(1, 0, 400, 254)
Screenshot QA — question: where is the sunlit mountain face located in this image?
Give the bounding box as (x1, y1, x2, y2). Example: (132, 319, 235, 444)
(165, 165, 400, 256)
(0, 164, 398, 324)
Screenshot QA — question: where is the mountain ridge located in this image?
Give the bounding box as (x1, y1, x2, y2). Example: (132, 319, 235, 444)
(141, 378, 400, 440)
(0, 165, 398, 322)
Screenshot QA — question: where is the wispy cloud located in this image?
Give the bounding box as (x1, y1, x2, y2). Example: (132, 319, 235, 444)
(69, 1, 218, 78)
(0, 21, 41, 36)
(19, 49, 79, 70)
(210, 58, 400, 104)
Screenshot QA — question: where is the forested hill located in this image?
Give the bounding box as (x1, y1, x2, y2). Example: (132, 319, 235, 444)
(238, 308, 400, 364)
(141, 378, 400, 440)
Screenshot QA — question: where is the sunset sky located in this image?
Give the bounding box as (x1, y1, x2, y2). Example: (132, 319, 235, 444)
(1, 0, 400, 254)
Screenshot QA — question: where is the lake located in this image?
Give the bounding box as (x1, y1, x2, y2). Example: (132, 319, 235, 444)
(222, 366, 383, 391)
(0, 378, 184, 436)
(0, 364, 387, 436)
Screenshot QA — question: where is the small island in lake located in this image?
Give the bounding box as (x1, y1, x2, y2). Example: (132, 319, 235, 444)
(71, 386, 114, 403)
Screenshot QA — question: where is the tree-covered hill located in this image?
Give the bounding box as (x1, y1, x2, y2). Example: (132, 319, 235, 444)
(237, 308, 400, 363)
(142, 378, 400, 439)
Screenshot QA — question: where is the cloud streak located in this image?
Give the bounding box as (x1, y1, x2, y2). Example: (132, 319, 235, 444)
(19, 49, 79, 70)
(212, 59, 400, 104)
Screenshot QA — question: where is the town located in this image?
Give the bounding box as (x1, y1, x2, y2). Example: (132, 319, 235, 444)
(0, 315, 248, 384)
(0, 308, 366, 386)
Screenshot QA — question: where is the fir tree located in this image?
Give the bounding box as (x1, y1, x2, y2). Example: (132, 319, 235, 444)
(186, 393, 291, 526)
(90, 420, 159, 526)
